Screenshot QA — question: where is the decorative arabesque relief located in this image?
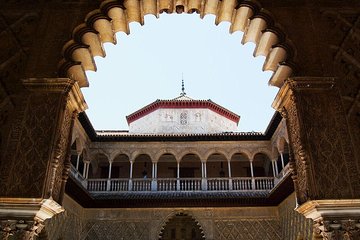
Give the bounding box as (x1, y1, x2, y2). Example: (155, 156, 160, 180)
(0, 93, 59, 197)
(322, 11, 360, 166)
(279, 193, 313, 240)
(83, 220, 149, 240)
(43, 210, 83, 240)
(214, 219, 281, 240)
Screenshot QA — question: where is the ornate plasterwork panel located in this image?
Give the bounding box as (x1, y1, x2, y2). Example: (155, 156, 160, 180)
(0, 93, 60, 197)
(214, 219, 281, 240)
(279, 193, 313, 240)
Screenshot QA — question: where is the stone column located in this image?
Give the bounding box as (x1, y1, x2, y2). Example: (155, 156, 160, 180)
(279, 151, 285, 170)
(129, 160, 134, 191)
(107, 161, 112, 191)
(151, 162, 157, 191)
(227, 160, 233, 190)
(249, 158, 255, 190)
(177, 162, 180, 191)
(0, 78, 87, 237)
(201, 161, 208, 191)
(272, 77, 360, 239)
(75, 153, 81, 171)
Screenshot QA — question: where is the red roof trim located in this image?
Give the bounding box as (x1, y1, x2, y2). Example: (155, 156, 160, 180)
(126, 100, 240, 125)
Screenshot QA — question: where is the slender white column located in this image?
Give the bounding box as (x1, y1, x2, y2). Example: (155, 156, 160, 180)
(227, 161, 232, 178)
(204, 161, 207, 178)
(201, 162, 204, 178)
(129, 161, 134, 191)
(76, 154, 80, 170)
(177, 162, 180, 178)
(274, 159, 279, 175)
(250, 159, 255, 190)
(227, 160, 232, 190)
(280, 152, 285, 170)
(85, 162, 90, 179)
(155, 162, 158, 178)
(151, 162, 157, 191)
(108, 162, 112, 179)
(249, 161, 254, 177)
(271, 161, 276, 177)
(83, 162, 87, 177)
(177, 162, 180, 191)
(107, 162, 112, 191)
(152, 163, 155, 178)
(130, 161, 134, 179)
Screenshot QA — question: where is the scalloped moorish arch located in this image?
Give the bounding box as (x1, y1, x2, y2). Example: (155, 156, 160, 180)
(158, 212, 206, 240)
(58, 0, 296, 89)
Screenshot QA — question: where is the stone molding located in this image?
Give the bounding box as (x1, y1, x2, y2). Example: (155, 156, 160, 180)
(22, 78, 88, 113)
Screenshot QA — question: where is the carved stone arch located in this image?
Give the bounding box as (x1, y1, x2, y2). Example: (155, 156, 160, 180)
(250, 149, 273, 161)
(110, 150, 131, 162)
(229, 148, 252, 161)
(58, 0, 297, 89)
(155, 149, 179, 162)
(179, 149, 203, 162)
(158, 212, 206, 240)
(204, 149, 230, 161)
(131, 150, 155, 162)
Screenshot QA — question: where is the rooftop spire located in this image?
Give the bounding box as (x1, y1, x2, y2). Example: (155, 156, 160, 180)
(181, 73, 186, 96)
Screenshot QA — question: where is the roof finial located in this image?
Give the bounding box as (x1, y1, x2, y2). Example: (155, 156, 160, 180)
(181, 73, 186, 96)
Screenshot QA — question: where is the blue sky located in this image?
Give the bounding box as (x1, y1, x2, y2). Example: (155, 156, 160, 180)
(83, 13, 278, 132)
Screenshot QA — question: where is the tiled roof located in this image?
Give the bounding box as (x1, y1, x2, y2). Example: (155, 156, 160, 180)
(126, 96, 240, 124)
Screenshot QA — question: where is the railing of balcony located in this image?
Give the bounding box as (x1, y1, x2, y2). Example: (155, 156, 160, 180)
(70, 164, 290, 193)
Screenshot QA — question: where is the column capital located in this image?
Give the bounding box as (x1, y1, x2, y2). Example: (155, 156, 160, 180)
(272, 77, 336, 112)
(0, 198, 63, 238)
(297, 199, 360, 239)
(22, 78, 88, 113)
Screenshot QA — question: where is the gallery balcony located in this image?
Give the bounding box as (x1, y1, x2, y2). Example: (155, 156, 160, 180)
(69, 164, 291, 194)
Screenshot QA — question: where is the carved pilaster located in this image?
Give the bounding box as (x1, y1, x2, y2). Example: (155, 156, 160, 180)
(273, 77, 360, 204)
(0, 78, 87, 237)
(273, 77, 360, 240)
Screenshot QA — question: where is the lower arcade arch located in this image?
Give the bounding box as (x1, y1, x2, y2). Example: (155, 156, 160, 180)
(159, 213, 205, 240)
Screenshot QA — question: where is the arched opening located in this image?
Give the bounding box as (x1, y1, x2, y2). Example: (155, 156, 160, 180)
(88, 153, 109, 179)
(207, 153, 229, 191)
(180, 153, 202, 191)
(59, 0, 296, 133)
(252, 153, 272, 177)
(133, 154, 152, 178)
(112, 154, 130, 179)
(230, 153, 251, 177)
(230, 152, 253, 190)
(207, 153, 228, 178)
(157, 153, 178, 191)
(132, 154, 152, 191)
(159, 213, 205, 240)
(180, 154, 201, 178)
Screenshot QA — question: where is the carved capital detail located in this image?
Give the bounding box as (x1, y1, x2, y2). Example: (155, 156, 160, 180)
(0, 219, 44, 240)
(297, 199, 360, 240)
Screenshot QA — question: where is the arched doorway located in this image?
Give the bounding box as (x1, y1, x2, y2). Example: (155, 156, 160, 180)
(159, 213, 205, 240)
